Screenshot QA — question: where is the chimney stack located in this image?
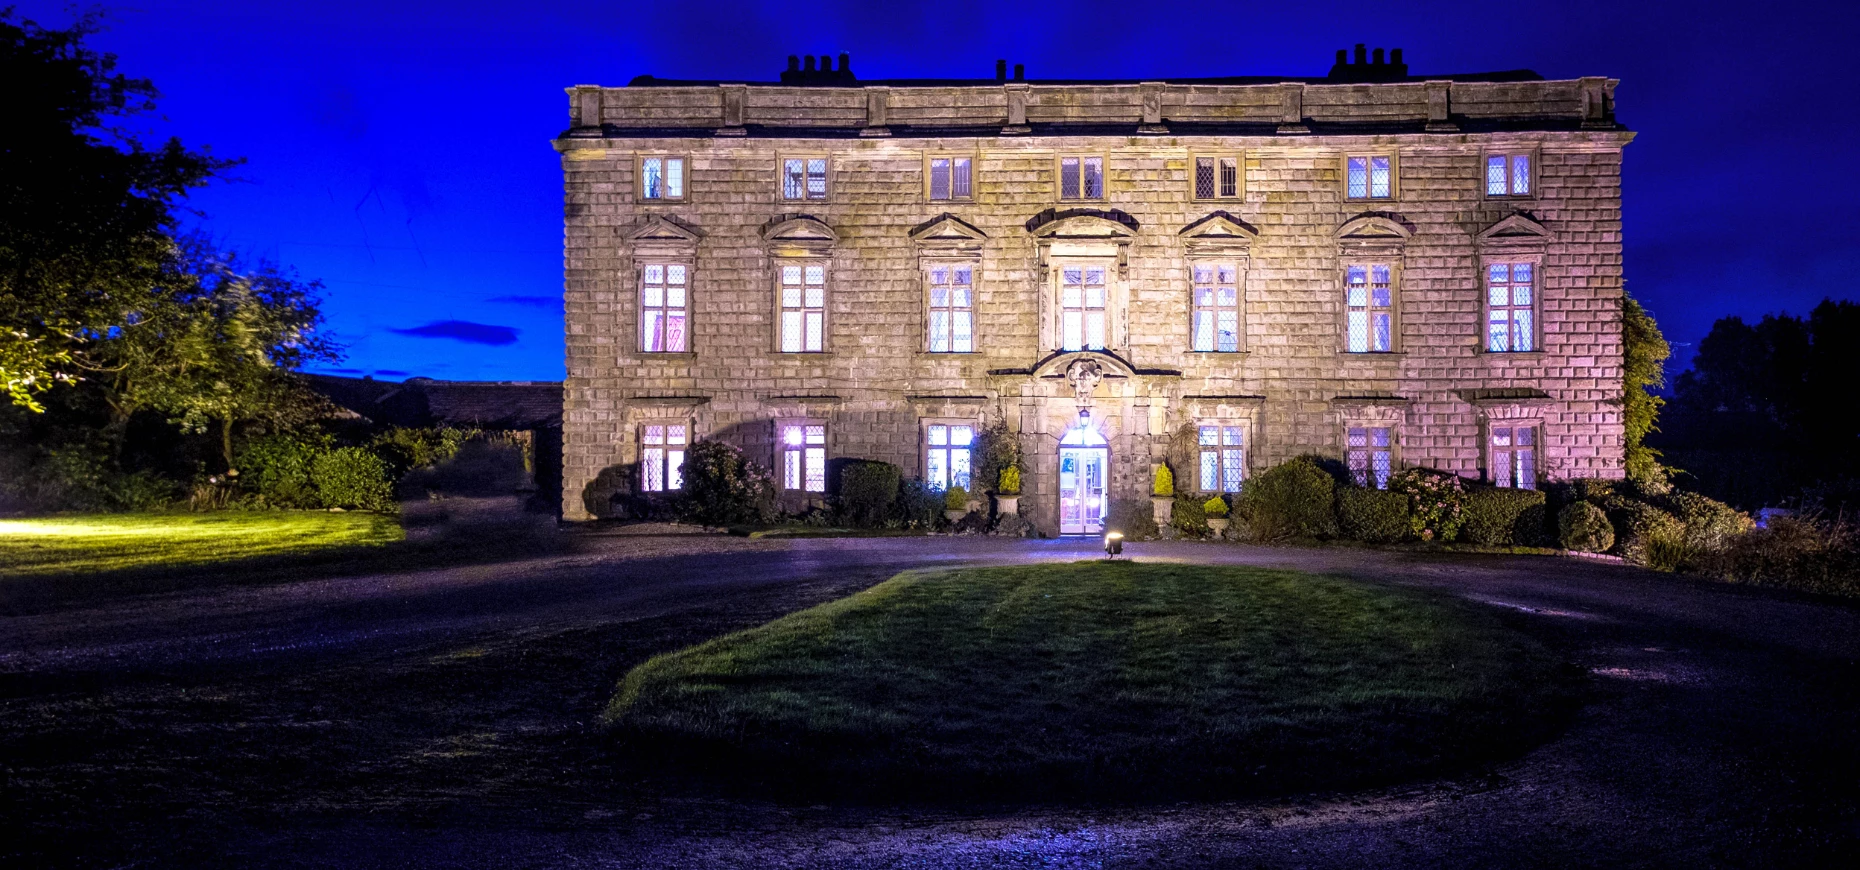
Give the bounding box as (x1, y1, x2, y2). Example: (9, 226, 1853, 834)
(839, 52, 851, 75)
(804, 55, 816, 72)
(1014, 63, 1025, 81)
(1355, 43, 1367, 64)
(996, 58, 1007, 81)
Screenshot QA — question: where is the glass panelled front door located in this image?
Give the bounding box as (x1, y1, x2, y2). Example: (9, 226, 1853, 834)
(1059, 446, 1107, 535)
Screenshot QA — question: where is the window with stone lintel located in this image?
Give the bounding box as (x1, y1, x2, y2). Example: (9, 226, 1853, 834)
(1058, 156, 1104, 201)
(1490, 425, 1538, 489)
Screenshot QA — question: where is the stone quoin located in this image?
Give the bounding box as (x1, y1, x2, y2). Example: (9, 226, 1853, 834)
(555, 46, 1631, 535)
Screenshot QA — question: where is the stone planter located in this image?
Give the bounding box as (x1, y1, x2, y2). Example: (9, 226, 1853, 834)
(1206, 517, 1231, 537)
(944, 509, 968, 522)
(995, 494, 1020, 516)
(1151, 496, 1174, 527)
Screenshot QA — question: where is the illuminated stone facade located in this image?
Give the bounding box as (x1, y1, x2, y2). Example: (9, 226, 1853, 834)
(556, 50, 1633, 533)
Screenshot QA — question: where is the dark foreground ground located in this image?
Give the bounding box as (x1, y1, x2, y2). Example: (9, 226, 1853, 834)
(3, 530, 1858, 868)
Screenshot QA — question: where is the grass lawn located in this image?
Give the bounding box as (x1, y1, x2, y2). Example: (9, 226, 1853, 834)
(609, 561, 1575, 802)
(0, 512, 403, 577)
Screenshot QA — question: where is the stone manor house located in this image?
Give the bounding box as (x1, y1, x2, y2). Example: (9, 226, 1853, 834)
(556, 47, 1632, 534)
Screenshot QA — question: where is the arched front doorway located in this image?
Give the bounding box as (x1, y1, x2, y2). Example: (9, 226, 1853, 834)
(1058, 423, 1108, 535)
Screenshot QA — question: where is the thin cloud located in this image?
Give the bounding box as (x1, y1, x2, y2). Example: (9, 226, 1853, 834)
(488, 295, 563, 309)
(388, 320, 520, 346)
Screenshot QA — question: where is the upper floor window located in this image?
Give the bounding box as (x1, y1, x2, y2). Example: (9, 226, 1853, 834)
(1346, 427, 1392, 489)
(640, 263, 688, 353)
(925, 423, 974, 491)
(1059, 266, 1107, 350)
(928, 157, 972, 201)
(1191, 262, 1240, 352)
(1486, 153, 1532, 197)
(1346, 155, 1393, 199)
(1059, 156, 1104, 200)
(1490, 425, 1537, 489)
(779, 264, 826, 353)
(640, 423, 687, 492)
(1192, 154, 1241, 200)
(926, 264, 974, 353)
(640, 157, 685, 201)
(1486, 262, 1537, 352)
(782, 157, 828, 200)
(1344, 264, 1394, 353)
(781, 423, 827, 492)
(1198, 424, 1245, 493)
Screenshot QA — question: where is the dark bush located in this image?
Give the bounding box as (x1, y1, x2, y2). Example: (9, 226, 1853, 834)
(1612, 501, 1686, 567)
(1105, 497, 1160, 540)
(1558, 502, 1614, 553)
(1237, 457, 1338, 542)
(1666, 490, 1753, 552)
(678, 440, 777, 526)
(1702, 516, 1860, 597)
(310, 447, 396, 512)
(1336, 487, 1410, 544)
(1461, 488, 1549, 547)
(893, 479, 944, 530)
(837, 461, 901, 527)
(370, 426, 472, 478)
(1171, 494, 1209, 537)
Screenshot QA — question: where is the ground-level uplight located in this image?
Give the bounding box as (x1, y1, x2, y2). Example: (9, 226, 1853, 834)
(1103, 530, 1123, 558)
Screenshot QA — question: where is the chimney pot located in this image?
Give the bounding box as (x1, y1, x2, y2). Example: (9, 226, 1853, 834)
(1373, 47, 1385, 65)
(839, 51, 850, 73)
(1355, 43, 1367, 64)
(1014, 63, 1025, 81)
(1391, 48, 1403, 65)
(997, 59, 1007, 81)
(1336, 49, 1348, 65)
(824, 54, 835, 72)
(788, 55, 799, 71)
(804, 55, 816, 72)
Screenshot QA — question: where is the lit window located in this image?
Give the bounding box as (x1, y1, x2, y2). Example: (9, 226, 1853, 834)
(1059, 156, 1103, 200)
(781, 423, 827, 492)
(640, 424, 688, 492)
(1345, 264, 1394, 353)
(925, 424, 974, 491)
(1059, 266, 1107, 350)
(782, 157, 827, 200)
(1347, 427, 1393, 489)
(1198, 425, 1245, 493)
(779, 264, 826, 353)
(640, 263, 688, 353)
(1193, 155, 1240, 199)
(929, 157, 972, 201)
(1191, 262, 1240, 352)
(1346, 155, 1392, 199)
(1491, 425, 1537, 489)
(641, 157, 684, 200)
(1486, 263, 1536, 352)
(1485, 153, 1532, 197)
(927, 264, 974, 353)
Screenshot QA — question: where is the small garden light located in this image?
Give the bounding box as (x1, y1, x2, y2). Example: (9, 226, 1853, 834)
(1103, 530, 1123, 558)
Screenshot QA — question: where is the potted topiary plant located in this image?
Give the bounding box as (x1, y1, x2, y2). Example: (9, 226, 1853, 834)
(1151, 464, 1175, 527)
(995, 467, 1021, 516)
(1203, 495, 1231, 537)
(944, 485, 970, 522)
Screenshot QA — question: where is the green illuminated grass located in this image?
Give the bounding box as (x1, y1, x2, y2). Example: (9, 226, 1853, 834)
(608, 561, 1574, 801)
(0, 512, 403, 577)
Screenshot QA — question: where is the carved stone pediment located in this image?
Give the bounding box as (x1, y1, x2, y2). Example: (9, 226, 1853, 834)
(909, 213, 988, 243)
(1027, 209, 1139, 277)
(623, 216, 704, 254)
(1180, 211, 1259, 256)
(1476, 212, 1555, 253)
(761, 214, 837, 257)
(1337, 212, 1413, 255)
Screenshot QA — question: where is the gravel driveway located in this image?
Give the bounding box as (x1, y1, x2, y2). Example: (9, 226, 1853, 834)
(3, 532, 1857, 868)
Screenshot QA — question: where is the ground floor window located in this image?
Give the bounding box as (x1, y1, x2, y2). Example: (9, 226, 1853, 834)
(781, 423, 827, 492)
(925, 423, 973, 491)
(1198, 424, 1245, 493)
(640, 423, 687, 492)
(1490, 425, 1537, 489)
(1346, 426, 1392, 489)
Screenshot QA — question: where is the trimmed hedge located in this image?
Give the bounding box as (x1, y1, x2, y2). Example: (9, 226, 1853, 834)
(1235, 457, 1338, 541)
(838, 461, 901, 527)
(678, 440, 777, 526)
(1558, 502, 1614, 553)
(1171, 494, 1209, 537)
(1461, 488, 1549, 547)
(310, 447, 396, 513)
(1336, 488, 1410, 544)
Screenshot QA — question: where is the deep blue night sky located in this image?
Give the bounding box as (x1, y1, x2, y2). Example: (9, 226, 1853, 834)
(18, 0, 1859, 382)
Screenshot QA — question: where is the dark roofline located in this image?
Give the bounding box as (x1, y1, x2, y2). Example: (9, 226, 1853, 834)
(623, 70, 1547, 88)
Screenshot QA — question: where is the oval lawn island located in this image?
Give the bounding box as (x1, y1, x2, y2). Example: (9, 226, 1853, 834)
(607, 561, 1576, 803)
